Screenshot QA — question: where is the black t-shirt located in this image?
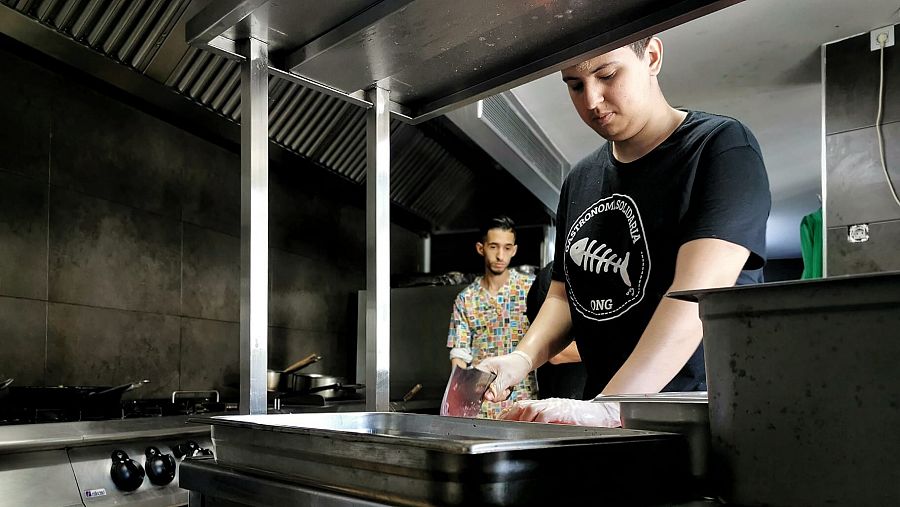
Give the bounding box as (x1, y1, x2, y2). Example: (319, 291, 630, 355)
(552, 111, 771, 396)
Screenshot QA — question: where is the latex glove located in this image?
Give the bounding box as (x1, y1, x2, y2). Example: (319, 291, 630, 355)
(499, 398, 622, 427)
(475, 351, 533, 402)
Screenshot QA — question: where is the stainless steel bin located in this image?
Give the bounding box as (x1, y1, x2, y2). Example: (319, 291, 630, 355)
(193, 412, 692, 505)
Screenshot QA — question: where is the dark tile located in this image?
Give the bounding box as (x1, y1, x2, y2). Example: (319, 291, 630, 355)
(0, 172, 48, 299)
(179, 318, 240, 401)
(182, 225, 240, 322)
(49, 188, 181, 314)
(825, 33, 900, 135)
(46, 303, 180, 398)
(268, 327, 350, 379)
(825, 122, 900, 226)
(826, 221, 900, 276)
(181, 143, 240, 237)
(268, 249, 362, 332)
(0, 50, 53, 181)
(50, 85, 183, 218)
(0, 297, 47, 386)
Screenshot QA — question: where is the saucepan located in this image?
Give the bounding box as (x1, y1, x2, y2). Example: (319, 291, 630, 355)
(267, 353, 320, 391)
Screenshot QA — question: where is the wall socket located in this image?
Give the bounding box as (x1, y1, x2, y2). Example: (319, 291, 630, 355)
(870, 25, 895, 51)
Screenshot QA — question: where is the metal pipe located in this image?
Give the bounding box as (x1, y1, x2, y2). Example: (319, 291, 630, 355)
(238, 36, 269, 416)
(365, 84, 391, 412)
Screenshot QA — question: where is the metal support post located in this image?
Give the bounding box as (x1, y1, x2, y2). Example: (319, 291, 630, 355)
(238, 36, 269, 415)
(541, 225, 556, 267)
(365, 85, 391, 412)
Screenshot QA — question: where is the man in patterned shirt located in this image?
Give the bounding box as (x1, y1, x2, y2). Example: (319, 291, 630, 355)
(446, 216, 537, 418)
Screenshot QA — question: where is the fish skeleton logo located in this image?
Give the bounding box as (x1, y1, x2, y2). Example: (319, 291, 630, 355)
(564, 193, 650, 321)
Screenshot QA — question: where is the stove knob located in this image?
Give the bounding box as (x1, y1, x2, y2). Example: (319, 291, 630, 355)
(144, 446, 176, 486)
(172, 441, 199, 460)
(110, 450, 145, 492)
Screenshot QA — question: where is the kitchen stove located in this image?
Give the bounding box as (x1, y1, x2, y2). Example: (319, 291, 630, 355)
(0, 392, 226, 507)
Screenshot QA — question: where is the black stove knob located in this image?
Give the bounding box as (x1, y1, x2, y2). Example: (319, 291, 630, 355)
(172, 440, 200, 460)
(110, 450, 145, 492)
(144, 446, 176, 486)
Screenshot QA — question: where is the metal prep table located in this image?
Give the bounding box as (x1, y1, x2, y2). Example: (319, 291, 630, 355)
(183, 412, 696, 506)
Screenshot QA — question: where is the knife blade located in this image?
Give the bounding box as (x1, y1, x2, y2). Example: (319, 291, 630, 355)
(440, 365, 497, 418)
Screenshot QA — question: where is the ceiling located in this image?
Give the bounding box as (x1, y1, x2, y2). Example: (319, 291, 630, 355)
(509, 0, 900, 259)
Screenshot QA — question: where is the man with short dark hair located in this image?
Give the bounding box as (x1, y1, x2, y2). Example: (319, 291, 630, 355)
(479, 35, 771, 425)
(446, 216, 536, 419)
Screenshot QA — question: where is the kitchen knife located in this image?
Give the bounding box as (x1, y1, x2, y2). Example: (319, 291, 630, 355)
(440, 365, 497, 418)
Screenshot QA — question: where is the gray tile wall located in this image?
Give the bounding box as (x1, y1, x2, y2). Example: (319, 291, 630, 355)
(824, 27, 900, 275)
(0, 47, 420, 399)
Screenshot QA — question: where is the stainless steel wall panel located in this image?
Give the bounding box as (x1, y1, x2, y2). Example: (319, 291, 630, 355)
(0, 296, 47, 386)
(46, 302, 181, 398)
(826, 221, 900, 276)
(825, 32, 900, 135)
(180, 317, 240, 399)
(825, 121, 900, 226)
(50, 86, 183, 219)
(0, 172, 48, 300)
(182, 223, 240, 323)
(48, 187, 182, 315)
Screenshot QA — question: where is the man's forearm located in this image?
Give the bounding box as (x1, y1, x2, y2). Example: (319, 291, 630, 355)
(516, 281, 573, 368)
(600, 296, 702, 394)
(548, 341, 581, 365)
(600, 238, 748, 395)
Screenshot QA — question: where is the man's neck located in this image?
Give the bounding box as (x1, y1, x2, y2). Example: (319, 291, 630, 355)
(612, 104, 687, 164)
(481, 269, 510, 295)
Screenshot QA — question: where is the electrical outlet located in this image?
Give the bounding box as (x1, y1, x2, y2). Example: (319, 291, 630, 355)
(870, 25, 895, 51)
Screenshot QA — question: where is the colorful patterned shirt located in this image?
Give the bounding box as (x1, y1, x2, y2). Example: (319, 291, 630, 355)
(447, 270, 536, 418)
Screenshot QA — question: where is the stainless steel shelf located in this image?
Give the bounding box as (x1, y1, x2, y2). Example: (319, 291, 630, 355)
(186, 0, 741, 123)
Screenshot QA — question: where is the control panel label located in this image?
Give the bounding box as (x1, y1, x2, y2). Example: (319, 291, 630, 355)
(84, 488, 108, 498)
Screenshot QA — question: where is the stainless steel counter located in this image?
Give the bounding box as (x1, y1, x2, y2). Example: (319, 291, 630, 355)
(0, 416, 209, 454)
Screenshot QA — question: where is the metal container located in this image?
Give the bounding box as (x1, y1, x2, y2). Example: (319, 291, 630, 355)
(671, 272, 900, 506)
(194, 412, 692, 506)
(602, 392, 710, 491)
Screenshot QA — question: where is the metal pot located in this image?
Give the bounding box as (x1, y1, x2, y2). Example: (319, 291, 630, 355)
(267, 353, 321, 391)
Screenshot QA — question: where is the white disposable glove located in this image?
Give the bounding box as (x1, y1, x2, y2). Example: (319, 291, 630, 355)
(499, 398, 622, 427)
(474, 351, 533, 402)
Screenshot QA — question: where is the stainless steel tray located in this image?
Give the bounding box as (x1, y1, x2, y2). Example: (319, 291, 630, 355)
(193, 412, 691, 505)
(599, 393, 711, 486)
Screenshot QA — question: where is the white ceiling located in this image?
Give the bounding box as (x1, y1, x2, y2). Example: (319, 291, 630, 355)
(510, 0, 900, 259)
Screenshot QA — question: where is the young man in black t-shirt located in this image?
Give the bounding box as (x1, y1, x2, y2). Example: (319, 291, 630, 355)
(477, 36, 771, 425)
